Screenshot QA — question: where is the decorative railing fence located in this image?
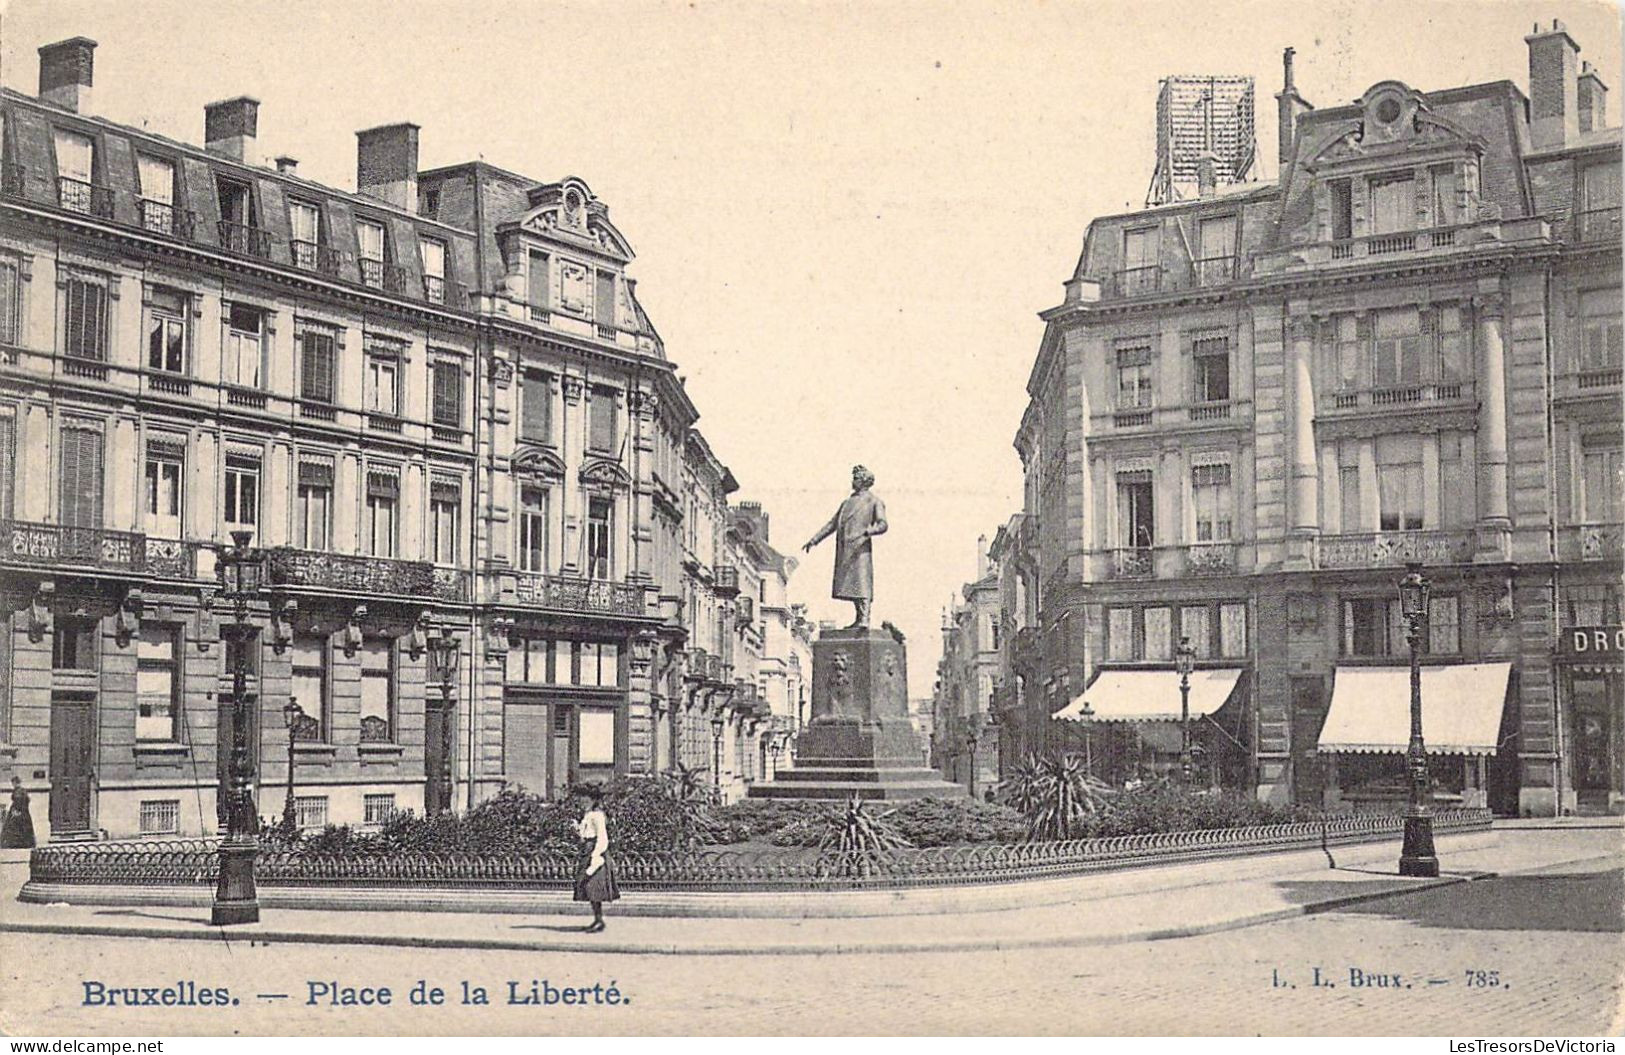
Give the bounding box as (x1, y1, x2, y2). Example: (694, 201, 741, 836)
(26, 809, 1492, 894)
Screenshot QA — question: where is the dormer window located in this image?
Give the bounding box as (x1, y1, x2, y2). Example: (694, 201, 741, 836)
(289, 200, 324, 270)
(1369, 172, 1414, 235)
(53, 129, 108, 217)
(1430, 165, 1459, 226)
(357, 219, 387, 287)
(137, 155, 177, 234)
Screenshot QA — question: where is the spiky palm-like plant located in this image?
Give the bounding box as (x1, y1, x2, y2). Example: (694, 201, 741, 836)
(817, 794, 913, 877)
(1004, 752, 1113, 841)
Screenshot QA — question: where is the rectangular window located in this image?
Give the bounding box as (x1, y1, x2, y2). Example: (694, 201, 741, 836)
(1431, 165, 1459, 226)
(1439, 432, 1476, 529)
(357, 220, 385, 261)
(595, 271, 615, 327)
(1330, 179, 1353, 241)
(0, 255, 19, 345)
(58, 423, 104, 528)
(64, 273, 108, 362)
(1342, 598, 1401, 657)
(1180, 607, 1211, 657)
(1581, 160, 1621, 210)
(138, 800, 180, 835)
(1107, 608, 1135, 661)
(1332, 314, 1363, 392)
(137, 155, 174, 205)
(294, 796, 328, 830)
(1566, 584, 1624, 626)
(430, 480, 459, 565)
(363, 794, 396, 825)
(296, 460, 333, 549)
(1219, 602, 1248, 657)
(136, 624, 180, 741)
(143, 443, 184, 539)
(1437, 304, 1470, 382)
(215, 177, 252, 226)
(366, 470, 399, 557)
(586, 498, 613, 579)
(53, 617, 98, 671)
(518, 486, 548, 572)
(146, 288, 187, 374)
(1377, 434, 1424, 531)
(521, 370, 551, 443)
(53, 129, 95, 210)
(1581, 435, 1623, 523)
(1369, 174, 1414, 235)
(1339, 463, 1362, 533)
(224, 304, 264, 389)
(300, 326, 337, 404)
(1191, 463, 1233, 542)
(359, 639, 394, 743)
(1191, 335, 1230, 403)
(1427, 596, 1460, 655)
(576, 642, 621, 688)
(0, 410, 13, 522)
(421, 238, 447, 302)
(431, 360, 463, 428)
(1116, 471, 1154, 548)
(589, 387, 617, 453)
(1143, 606, 1172, 660)
(579, 710, 616, 765)
(1197, 216, 1237, 266)
(224, 454, 260, 532)
(1579, 289, 1624, 371)
(1116, 346, 1153, 408)
(1122, 227, 1158, 269)
(365, 352, 399, 416)
(290, 636, 328, 741)
(289, 200, 320, 244)
(1374, 307, 1425, 386)
(528, 250, 549, 312)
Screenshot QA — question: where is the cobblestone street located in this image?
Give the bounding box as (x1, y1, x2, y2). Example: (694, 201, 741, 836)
(2, 852, 1618, 1036)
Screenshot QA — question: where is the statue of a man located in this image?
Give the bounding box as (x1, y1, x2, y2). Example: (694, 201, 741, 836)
(803, 465, 888, 629)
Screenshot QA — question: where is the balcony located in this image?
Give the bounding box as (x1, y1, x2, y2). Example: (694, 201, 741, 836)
(1571, 208, 1621, 245)
(359, 258, 412, 295)
(1182, 541, 1238, 576)
(1316, 530, 1474, 569)
(1109, 547, 1154, 580)
(1188, 400, 1232, 422)
(423, 275, 467, 307)
(1321, 380, 1471, 412)
(1113, 407, 1154, 429)
(56, 176, 114, 219)
(266, 547, 468, 601)
(1255, 218, 1551, 276)
(217, 221, 273, 260)
(138, 200, 195, 240)
(1111, 266, 1163, 297)
(0, 521, 198, 579)
(714, 563, 741, 598)
(291, 240, 346, 278)
(687, 649, 728, 684)
(1193, 255, 1237, 287)
(511, 572, 644, 616)
(1557, 524, 1623, 563)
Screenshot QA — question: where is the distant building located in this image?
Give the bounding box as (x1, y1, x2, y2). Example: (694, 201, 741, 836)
(933, 536, 1002, 794)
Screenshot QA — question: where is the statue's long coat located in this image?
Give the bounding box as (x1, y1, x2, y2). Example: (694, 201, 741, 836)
(809, 490, 888, 601)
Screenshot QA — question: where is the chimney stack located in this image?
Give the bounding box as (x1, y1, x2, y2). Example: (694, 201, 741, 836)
(1578, 61, 1608, 133)
(1196, 151, 1219, 198)
(976, 534, 989, 579)
(275, 155, 299, 175)
(357, 123, 420, 210)
(1275, 46, 1312, 170)
(205, 97, 260, 162)
(38, 37, 96, 113)
(1526, 20, 1581, 149)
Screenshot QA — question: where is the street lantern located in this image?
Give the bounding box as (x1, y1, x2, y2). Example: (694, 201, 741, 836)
(1175, 635, 1196, 784)
(710, 712, 726, 800)
(1398, 562, 1440, 877)
(1078, 699, 1096, 778)
(281, 697, 301, 833)
(965, 714, 981, 799)
(427, 632, 460, 693)
(213, 528, 262, 926)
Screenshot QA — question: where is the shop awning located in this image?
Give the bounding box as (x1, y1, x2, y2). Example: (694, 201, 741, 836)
(1052, 668, 1245, 723)
(1317, 663, 1511, 756)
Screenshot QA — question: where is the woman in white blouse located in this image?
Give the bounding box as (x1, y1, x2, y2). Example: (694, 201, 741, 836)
(573, 783, 619, 932)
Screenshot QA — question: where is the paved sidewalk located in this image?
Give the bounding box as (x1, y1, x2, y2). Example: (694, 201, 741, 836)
(1, 827, 1616, 956)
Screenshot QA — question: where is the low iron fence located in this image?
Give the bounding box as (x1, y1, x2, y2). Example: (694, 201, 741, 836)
(27, 809, 1492, 893)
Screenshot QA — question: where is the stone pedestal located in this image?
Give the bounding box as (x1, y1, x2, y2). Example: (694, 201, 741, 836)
(749, 627, 965, 801)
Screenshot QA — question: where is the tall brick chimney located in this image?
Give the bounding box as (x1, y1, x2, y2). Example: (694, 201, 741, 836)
(1578, 61, 1608, 133)
(357, 123, 420, 210)
(1275, 46, 1312, 170)
(205, 97, 260, 162)
(1526, 20, 1581, 149)
(38, 37, 96, 113)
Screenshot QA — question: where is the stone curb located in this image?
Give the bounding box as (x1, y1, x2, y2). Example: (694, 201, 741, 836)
(0, 872, 1484, 957)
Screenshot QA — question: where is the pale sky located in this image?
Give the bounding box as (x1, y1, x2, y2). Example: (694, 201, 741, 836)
(4, 0, 1619, 691)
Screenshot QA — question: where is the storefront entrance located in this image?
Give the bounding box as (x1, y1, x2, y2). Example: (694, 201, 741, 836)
(1569, 674, 1622, 815)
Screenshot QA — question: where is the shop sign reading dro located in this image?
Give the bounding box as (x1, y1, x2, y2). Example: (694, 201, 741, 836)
(1563, 626, 1625, 655)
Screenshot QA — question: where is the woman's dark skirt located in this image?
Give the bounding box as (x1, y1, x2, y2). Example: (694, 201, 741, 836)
(573, 838, 620, 903)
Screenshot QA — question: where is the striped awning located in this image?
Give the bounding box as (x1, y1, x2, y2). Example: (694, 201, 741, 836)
(1317, 663, 1511, 756)
(1053, 668, 1245, 723)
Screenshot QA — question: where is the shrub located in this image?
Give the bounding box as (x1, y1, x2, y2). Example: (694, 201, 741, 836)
(1002, 753, 1114, 840)
(886, 797, 1027, 848)
(817, 795, 912, 877)
(1080, 780, 1317, 838)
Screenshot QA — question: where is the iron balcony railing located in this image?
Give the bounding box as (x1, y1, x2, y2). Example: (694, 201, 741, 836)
(1556, 523, 1623, 563)
(511, 571, 644, 616)
(22, 810, 1494, 893)
(1316, 530, 1475, 569)
(359, 258, 412, 295)
(1193, 255, 1236, 286)
(217, 220, 273, 259)
(1111, 266, 1163, 296)
(714, 563, 740, 596)
(291, 240, 346, 277)
(138, 199, 196, 240)
(56, 176, 114, 219)
(1109, 546, 1155, 580)
(423, 274, 469, 306)
(1182, 541, 1238, 576)
(0, 521, 197, 578)
(265, 546, 468, 601)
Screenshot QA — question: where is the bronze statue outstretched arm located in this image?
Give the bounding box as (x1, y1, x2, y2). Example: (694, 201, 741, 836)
(804, 513, 838, 553)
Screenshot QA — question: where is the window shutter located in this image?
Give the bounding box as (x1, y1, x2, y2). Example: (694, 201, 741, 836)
(521, 371, 550, 441)
(528, 251, 549, 308)
(0, 259, 18, 344)
(301, 330, 335, 402)
(432, 362, 462, 426)
(0, 412, 12, 521)
(59, 425, 103, 528)
(595, 271, 615, 325)
(590, 388, 616, 451)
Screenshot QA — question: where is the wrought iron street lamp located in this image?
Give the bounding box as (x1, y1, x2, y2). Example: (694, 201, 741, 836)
(426, 632, 459, 815)
(1398, 562, 1440, 877)
(710, 712, 726, 801)
(1175, 635, 1196, 784)
(213, 529, 262, 926)
(281, 697, 301, 833)
(965, 715, 981, 799)
(1078, 699, 1096, 778)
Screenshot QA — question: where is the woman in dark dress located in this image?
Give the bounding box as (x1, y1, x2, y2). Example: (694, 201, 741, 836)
(2, 775, 36, 849)
(572, 784, 619, 933)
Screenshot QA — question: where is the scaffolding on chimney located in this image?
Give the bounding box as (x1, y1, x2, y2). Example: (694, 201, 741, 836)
(1146, 74, 1257, 207)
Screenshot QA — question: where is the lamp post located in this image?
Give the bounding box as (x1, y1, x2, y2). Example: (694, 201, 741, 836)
(1175, 635, 1196, 784)
(965, 715, 981, 799)
(710, 712, 725, 803)
(281, 697, 301, 834)
(213, 529, 262, 926)
(1078, 700, 1096, 778)
(426, 632, 460, 815)
(1398, 562, 1440, 877)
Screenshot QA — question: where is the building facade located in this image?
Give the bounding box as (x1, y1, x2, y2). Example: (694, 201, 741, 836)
(932, 537, 1003, 795)
(0, 36, 803, 838)
(1016, 22, 1621, 814)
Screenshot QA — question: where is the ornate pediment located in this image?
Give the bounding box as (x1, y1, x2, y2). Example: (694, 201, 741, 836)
(579, 457, 631, 492)
(520, 177, 634, 260)
(513, 444, 566, 482)
(1310, 82, 1484, 168)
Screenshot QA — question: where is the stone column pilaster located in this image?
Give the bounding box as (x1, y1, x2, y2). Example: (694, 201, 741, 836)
(1475, 293, 1512, 559)
(1287, 315, 1319, 569)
